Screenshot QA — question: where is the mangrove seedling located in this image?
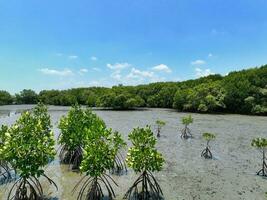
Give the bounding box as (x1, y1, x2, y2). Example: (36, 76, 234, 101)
(124, 126, 165, 200)
(251, 138, 267, 177)
(58, 105, 106, 170)
(155, 120, 166, 137)
(5, 104, 57, 199)
(110, 131, 127, 175)
(0, 125, 12, 181)
(180, 115, 193, 139)
(201, 132, 216, 159)
(73, 126, 120, 200)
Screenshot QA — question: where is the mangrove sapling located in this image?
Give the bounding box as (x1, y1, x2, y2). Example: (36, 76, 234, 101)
(201, 132, 216, 159)
(251, 138, 267, 177)
(180, 115, 193, 139)
(0, 125, 12, 181)
(58, 105, 106, 170)
(124, 126, 165, 200)
(155, 120, 166, 137)
(73, 126, 121, 200)
(110, 131, 127, 175)
(5, 104, 57, 200)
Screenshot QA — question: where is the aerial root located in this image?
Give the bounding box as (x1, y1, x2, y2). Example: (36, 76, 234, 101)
(180, 127, 192, 139)
(256, 160, 267, 177)
(7, 174, 57, 200)
(110, 151, 127, 175)
(59, 145, 83, 170)
(73, 174, 117, 200)
(124, 170, 163, 200)
(201, 147, 213, 159)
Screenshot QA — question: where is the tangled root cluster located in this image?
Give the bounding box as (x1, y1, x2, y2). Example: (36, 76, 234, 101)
(73, 174, 117, 200)
(8, 174, 57, 200)
(124, 170, 163, 200)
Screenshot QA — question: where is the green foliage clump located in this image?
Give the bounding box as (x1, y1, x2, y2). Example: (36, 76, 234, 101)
(74, 120, 125, 199)
(58, 105, 105, 169)
(251, 138, 267, 177)
(15, 89, 38, 104)
(182, 115, 193, 125)
(125, 126, 164, 199)
(4, 103, 57, 199)
(0, 90, 13, 105)
(202, 132, 216, 141)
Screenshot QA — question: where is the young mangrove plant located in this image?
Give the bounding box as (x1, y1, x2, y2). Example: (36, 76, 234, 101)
(180, 115, 193, 139)
(73, 125, 122, 199)
(124, 126, 165, 200)
(110, 131, 127, 175)
(201, 132, 216, 159)
(251, 138, 267, 177)
(155, 120, 166, 137)
(0, 125, 12, 181)
(58, 105, 106, 170)
(5, 104, 57, 200)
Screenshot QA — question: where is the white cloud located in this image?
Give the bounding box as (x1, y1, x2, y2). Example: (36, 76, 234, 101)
(107, 62, 130, 71)
(208, 53, 213, 57)
(92, 67, 101, 72)
(152, 64, 172, 73)
(91, 56, 98, 61)
(68, 55, 78, 59)
(78, 68, 88, 75)
(195, 68, 214, 78)
(39, 68, 74, 76)
(127, 68, 154, 79)
(191, 60, 206, 65)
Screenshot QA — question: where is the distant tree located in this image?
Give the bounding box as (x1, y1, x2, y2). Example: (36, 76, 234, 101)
(251, 138, 267, 177)
(15, 89, 38, 104)
(0, 90, 13, 105)
(201, 133, 216, 159)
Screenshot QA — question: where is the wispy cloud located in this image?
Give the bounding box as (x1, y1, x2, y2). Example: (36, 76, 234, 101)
(92, 67, 101, 72)
(191, 60, 206, 65)
(68, 55, 78, 59)
(39, 68, 74, 76)
(208, 53, 213, 57)
(107, 62, 130, 71)
(195, 68, 214, 78)
(78, 68, 88, 75)
(90, 56, 98, 61)
(152, 64, 171, 73)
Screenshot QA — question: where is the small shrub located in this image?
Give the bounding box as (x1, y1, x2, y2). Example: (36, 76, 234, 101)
(180, 115, 193, 139)
(73, 126, 124, 199)
(58, 105, 105, 170)
(251, 138, 267, 176)
(5, 104, 57, 199)
(124, 126, 164, 200)
(201, 132, 216, 159)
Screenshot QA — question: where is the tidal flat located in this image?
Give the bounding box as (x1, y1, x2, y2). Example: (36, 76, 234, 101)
(0, 105, 267, 200)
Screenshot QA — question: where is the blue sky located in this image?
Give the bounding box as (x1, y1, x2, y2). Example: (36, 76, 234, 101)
(0, 0, 267, 94)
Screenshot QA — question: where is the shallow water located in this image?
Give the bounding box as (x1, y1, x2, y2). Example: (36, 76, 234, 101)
(0, 105, 267, 200)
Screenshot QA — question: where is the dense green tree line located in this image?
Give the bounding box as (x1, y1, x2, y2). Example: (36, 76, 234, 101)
(0, 65, 266, 115)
